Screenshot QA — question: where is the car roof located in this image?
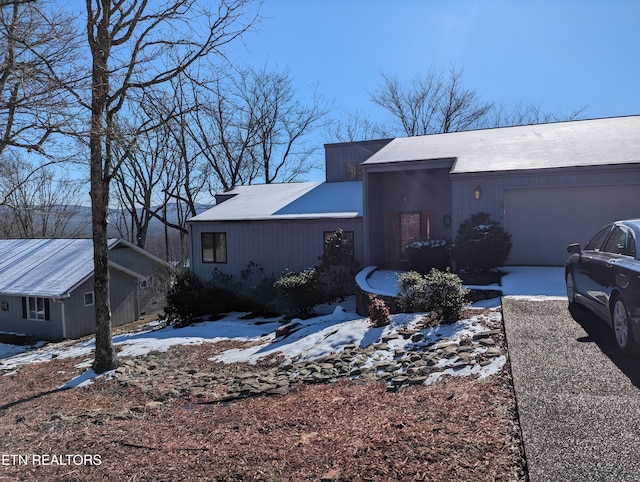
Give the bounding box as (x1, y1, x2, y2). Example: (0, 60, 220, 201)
(617, 220, 640, 237)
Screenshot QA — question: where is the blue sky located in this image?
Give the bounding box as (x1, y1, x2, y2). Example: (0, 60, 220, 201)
(229, 1, 640, 179)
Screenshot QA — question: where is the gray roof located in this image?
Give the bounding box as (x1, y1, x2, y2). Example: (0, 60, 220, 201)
(0, 238, 165, 298)
(189, 181, 363, 222)
(363, 116, 640, 173)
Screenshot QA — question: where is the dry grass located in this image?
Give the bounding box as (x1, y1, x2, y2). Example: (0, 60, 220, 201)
(0, 324, 526, 481)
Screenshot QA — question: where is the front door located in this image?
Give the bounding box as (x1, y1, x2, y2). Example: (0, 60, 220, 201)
(388, 211, 432, 263)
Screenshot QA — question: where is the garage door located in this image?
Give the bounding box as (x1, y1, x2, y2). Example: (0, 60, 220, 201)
(504, 185, 640, 265)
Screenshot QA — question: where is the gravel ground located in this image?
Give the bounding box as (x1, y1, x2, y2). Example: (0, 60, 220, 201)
(503, 298, 640, 482)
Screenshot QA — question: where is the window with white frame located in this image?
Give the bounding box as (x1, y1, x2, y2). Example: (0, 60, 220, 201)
(22, 297, 50, 321)
(84, 291, 95, 307)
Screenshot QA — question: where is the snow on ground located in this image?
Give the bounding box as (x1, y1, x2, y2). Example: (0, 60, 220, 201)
(211, 307, 506, 383)
(0, 267, 566, 389)
(361, 265, 567, 300)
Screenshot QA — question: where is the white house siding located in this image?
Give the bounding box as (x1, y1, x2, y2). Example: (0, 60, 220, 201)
(452, 164, 640, 265)
(189, 218, 363, 281)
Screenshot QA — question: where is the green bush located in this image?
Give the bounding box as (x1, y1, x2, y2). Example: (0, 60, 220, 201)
(450, 212, 512, 273)
(422, 269, 469, 324)
(236, 262, 278, 315)
(405, 239, 450, 274)
(164, 269, 240, 326)
(397, 269, 469, 324)
(397, 270, 429, 313)
(274, 267, 326, 317)
(164, 271, 207, 325)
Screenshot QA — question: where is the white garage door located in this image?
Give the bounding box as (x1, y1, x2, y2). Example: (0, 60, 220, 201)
(504, 185, 640, 265)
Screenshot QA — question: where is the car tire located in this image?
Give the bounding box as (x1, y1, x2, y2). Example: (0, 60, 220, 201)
(566, 271, 577, 306)
(612, 296, 635, 355)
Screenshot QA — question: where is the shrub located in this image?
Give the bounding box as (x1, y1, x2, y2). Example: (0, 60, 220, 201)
(164, 269, 242, 326)
(422, 269, 469, 324)
(236, 262, 278, 315)
(405, 239, 450, 274)
(274, 267, 326, 317)
(318, 229, 360, 300)
(397, 271, 429, 313)
(368, 295, 391, 327)
(450, 212, 512, 273)
(204, 268, 239, 315)
(164, 271, 207, 325)
(397, 269, 469, 324)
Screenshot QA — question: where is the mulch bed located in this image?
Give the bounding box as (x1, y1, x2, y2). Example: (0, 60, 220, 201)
(0, 326, 527, 481)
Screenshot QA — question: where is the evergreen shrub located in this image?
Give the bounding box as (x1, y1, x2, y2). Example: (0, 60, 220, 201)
(397, 269, 469, 324)
(450, 212, 512, 273)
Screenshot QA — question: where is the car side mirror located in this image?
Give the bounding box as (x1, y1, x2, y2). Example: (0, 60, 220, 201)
(567, 243, 581, 254)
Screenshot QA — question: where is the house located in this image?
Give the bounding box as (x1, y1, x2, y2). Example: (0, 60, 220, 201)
(187, 139, 391, 281)
(188, 116, 640, 283)
(0, 238, 173, 341)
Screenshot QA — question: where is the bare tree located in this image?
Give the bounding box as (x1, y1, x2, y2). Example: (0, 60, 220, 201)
(186, 65, 329, 192)
(370, 66, 493, 136)
(85, 0, 258, 373)
(0, 0, 83, 158)
(488, 101, 587, 128)
(325, 109, 390, 143)
(243, 65, 329, 184)
(0, 154, 84, 237)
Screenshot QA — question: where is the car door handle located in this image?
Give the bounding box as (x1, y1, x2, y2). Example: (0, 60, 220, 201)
(606, 260, 618, 268)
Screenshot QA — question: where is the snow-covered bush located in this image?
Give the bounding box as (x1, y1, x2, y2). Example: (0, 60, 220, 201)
(397, 269, 469, 324)
(368, 295, 391, 327)
(450, 212, 512, 273)
(405, 239, 450, 274)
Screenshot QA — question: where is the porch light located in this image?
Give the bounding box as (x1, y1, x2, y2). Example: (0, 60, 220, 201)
(474, 186, 481, 200)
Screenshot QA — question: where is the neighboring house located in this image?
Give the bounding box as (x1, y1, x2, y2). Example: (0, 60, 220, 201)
(188, 116, 640, 282)
(0, 238, 173, 341)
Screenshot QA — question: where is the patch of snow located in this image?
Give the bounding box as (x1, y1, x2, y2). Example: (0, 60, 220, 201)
(501, 266, 566, 298)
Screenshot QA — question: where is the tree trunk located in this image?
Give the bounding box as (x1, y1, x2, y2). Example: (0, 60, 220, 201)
(89, 9, 119, 374)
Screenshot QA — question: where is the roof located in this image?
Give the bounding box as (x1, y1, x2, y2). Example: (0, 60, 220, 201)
(0, 238, 166, 298)
(363, 116, 640, 174)
(189, 181, 363, 222)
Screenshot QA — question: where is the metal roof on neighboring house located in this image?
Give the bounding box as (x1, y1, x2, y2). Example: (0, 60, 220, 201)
(0, 238, 167, 298)
(189, 181, 363, 222)
(362, 116, 640, 173)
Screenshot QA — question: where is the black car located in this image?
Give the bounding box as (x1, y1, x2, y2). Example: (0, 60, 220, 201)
(565, 220, 640, 354)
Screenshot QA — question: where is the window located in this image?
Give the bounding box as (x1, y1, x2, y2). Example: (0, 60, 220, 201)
(603, 226, 636, 257)
(84, 291, 95, 307)
(585, 226, 612, 252)
(323, 230, 355, 264)
(400, 212, 431, 259)
(202, 232, 227, 263)
(22, 297, 50, 321)
(344, 162, 363, 180)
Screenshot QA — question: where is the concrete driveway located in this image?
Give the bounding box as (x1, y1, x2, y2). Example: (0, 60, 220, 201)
(503, 297, 640, 481)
